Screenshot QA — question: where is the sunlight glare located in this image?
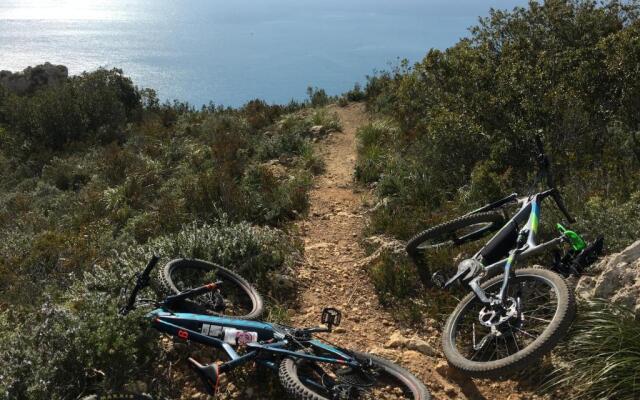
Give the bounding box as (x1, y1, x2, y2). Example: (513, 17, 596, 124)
(0, 0, 121, 21)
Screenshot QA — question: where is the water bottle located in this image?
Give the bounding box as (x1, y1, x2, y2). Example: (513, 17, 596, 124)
(223, 327, 258, 346)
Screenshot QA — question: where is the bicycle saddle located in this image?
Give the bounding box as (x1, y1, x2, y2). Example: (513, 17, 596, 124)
(188, 357, 219, 395)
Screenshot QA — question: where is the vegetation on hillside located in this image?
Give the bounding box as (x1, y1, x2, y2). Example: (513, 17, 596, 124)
(359, 0, 640, 246)
(545, 300, 640, 399)
(355, 0, 640, 396)
(0, 68, 340, 399)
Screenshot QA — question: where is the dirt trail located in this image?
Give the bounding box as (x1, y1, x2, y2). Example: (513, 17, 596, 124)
(292, 103, 540, 400)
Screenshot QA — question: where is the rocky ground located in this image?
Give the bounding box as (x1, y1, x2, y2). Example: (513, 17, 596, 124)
(576, 239, 640, 315)
(288, 103, 543, 400)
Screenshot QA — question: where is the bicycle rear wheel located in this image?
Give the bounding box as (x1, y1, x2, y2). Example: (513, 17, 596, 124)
(406, 212, 504, 258)
(159, 258, 264, 320)
(279, 350, 430, 400)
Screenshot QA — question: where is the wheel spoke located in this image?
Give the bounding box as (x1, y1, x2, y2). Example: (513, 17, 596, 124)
(453, 272, 563, 363)
(524, 315, 552, 324)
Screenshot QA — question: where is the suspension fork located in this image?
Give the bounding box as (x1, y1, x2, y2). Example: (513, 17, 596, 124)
(498, 249, 519, 304)
(468, 247, 522, 306)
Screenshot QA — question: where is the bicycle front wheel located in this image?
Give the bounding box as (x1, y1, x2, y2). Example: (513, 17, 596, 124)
(159, 258, 264, 319)
(442, 267, 575, 378)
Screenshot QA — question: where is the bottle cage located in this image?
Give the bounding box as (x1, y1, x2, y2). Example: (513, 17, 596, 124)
(557, 223, 586, 251)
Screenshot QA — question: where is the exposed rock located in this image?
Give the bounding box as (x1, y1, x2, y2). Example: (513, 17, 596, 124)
(385, 331, 409, 348)
(309, 125, 325, 137)
(260, 159, 288, 180)
(577, 240, 640, 315)
(406, 336, 437, 356)
(385, 332, 437, 356)
(355, 235, 406, 268)
(0, 62, 68, 94)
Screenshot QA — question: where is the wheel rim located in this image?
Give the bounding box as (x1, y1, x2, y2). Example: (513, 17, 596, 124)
(169, 265, 255, 317)
(416, 222, 495, 250)
(293, 355, 418, 399)
(450, 274, 560, 363)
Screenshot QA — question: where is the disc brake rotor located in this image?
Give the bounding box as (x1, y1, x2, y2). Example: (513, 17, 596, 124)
(478, 297, 519, 328)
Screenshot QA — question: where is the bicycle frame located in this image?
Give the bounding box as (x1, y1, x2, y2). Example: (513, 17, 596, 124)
(465, 188, 566, 305)
(120, 257, 362, 395)
(148, 308, 361, 375)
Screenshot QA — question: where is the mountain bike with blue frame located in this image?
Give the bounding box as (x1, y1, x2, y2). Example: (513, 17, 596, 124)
(405, 135, 603, 378)
(120, 256, 430, 400)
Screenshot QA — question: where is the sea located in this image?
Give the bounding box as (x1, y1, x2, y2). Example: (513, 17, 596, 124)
(0, 0, 527, 107)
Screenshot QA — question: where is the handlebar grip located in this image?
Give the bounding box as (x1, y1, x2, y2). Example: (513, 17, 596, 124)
(552, 190, 576, 224)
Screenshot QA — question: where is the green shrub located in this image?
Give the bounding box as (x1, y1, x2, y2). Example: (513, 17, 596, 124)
(308, 108, 341, 132)
(574, 192, 640, 253)
(306, 86, 330, 107)
(345, 82, 365, 102)
(122, 219, 300, 299)
(3, 68, 141, 153)
(242, 164, 311, 224)
(0, 220, 299, 399)
(360, 0, 640, 247)
(369, 251, 421, 305)
(354, 120, 396, 183)
(367, 250, 457, 325)
(543, 299, 640, 400)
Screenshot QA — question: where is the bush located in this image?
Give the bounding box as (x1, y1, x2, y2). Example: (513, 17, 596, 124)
(337, 83, 366, 106)
(543, 299, 640, 399)
(0, 220, 299, 399)
(360, 0, 640, 247)
(574, 192, 640, 253)
(3, 68, 141, 153)
(306, 86, 331, 107)
(308, 108, 341, 133)
(369, 250, 421, 305)
(354, 120, 396, 183)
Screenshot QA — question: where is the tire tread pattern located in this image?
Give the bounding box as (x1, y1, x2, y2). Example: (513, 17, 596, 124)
(442, 267, 576, 378)
(406, 212, 505, 257)
(278, 351, 430, 400)
(158, 258, 264, 320)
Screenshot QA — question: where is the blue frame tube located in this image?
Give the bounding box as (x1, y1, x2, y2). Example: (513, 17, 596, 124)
(150, 314, 361, 372)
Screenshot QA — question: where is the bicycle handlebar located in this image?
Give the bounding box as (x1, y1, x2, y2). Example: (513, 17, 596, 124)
(534, 134, 576, 223)
(551, 189, 576, 224)
(120, 255, 160, 315)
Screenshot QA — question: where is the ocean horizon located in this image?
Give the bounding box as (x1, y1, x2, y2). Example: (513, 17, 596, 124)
(1, 0, 527, 107)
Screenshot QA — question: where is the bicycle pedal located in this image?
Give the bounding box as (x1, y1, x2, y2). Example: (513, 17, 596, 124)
(188, 357, 219, 395)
